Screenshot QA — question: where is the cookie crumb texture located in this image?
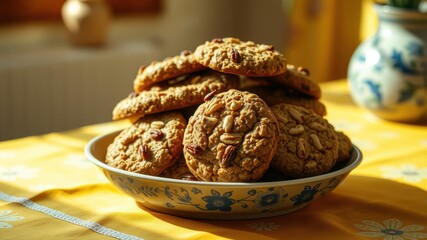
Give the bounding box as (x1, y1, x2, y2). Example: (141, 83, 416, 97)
(336, 131, 353, 163)
(106, 37, 352, 182)
(133, 52, 207, 92)
(241, 85, 327, 116)
(106, 112, 186, 176)
(271, 104, 339, 178)
(183, 89, 279, 182)
(195, 37, 287, 77)
(113, 70, 239, 120)
(160, 154, 198, 181)
(269, 64, 322, 99)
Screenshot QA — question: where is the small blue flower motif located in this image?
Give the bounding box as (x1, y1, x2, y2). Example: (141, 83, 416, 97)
(202, 190, 236, 212)
(191, 187, 202, 195)
(254, 187, 286, 212)
(290, 183, 320, 206)
(165, 202, 175, 208)
(248, 189, 257, 196)
(259, 193, 279, 206)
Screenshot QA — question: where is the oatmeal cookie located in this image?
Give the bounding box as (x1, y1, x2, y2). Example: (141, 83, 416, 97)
(160, 154, 198, 181)
(194, 37, 287, 77)
(133, 50, 207, 92)
(241, 85, 327, 116)
(183, 89, 279, 182)
(270, 103, 338, 178)
(238, 75, 273, 89)
(112, 70, 239, 120)
(105, 111, 186, 176)
(335, 131, 353, 163)
(269, 64, 321, 99)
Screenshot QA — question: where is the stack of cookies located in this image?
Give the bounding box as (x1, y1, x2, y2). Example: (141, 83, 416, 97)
(106, 37, 353, 182)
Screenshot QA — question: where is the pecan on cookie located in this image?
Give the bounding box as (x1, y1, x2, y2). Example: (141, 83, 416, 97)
(270, 103, 338, 178)
(112, 70, 239, 120)
(269, 64, 322, 99)
(183, 89, 279, 182)
(194, 37, 287, 77)
(106, 111, 186, 176)
(133, 50, 207, 92)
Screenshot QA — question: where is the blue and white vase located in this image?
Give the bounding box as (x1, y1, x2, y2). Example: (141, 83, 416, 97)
(348, 3, 427, 123)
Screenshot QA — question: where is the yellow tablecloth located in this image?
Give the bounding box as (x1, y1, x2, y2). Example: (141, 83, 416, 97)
(1, 80, 427, 240)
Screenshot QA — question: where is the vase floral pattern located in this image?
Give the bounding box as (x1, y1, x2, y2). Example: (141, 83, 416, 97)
(348, 4, 427, 122)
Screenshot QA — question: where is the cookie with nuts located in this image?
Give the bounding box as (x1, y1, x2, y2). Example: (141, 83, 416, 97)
(112, 70, 239, 120)
(241, 85, 327, 116)
(105, 111, 187, 176)
(160, 154, 198, 181)
(194, 37, 287, 77)
(133, 50, 207, 93)
(335, 131, 353, 163)
(270, 103, 338, 178)
(269, 64, 322, 99)
(183, 89, 280, 182)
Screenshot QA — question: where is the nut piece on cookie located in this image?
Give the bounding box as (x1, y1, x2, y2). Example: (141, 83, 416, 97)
(270, 103, 339, 178)
(269, 64, 322, 99)
(133, 50, 207, 93)
(106, 111, 187, 176)
(183, 89, 280, 182)
(112, 70, 240, 120)
(194, 37, 287, 77)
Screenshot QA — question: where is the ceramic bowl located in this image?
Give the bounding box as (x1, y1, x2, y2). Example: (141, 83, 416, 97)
(85, 130, 362, 220)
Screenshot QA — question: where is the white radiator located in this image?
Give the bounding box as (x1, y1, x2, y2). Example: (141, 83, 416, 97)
(0, 42, 161, 141)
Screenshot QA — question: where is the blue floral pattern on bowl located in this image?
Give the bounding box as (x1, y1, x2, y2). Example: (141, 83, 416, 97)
(348, 4, 427, 122)
(107, 173, 346, 214)
(86, 130, 363, 220)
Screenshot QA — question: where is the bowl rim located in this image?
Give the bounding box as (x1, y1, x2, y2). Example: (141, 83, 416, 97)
(85, 130, 363, 187)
